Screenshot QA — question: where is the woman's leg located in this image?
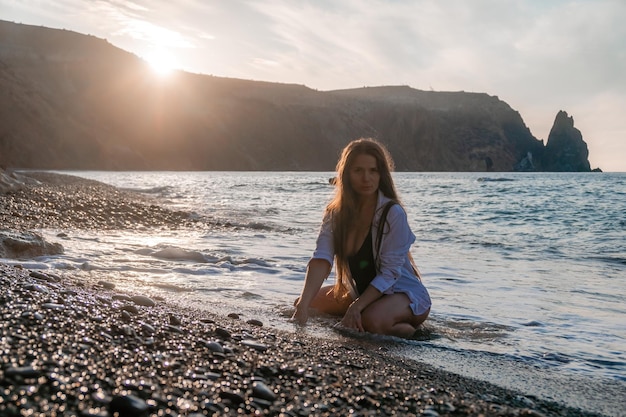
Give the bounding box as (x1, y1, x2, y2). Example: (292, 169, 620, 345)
(308, 285, 352, 316)
(361, 293, 429, 338)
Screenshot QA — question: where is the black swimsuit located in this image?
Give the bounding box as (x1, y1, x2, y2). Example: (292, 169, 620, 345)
(348, 229, 377, 295)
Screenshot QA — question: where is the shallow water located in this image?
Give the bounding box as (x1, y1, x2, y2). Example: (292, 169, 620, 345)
(6, 171, 626, 414)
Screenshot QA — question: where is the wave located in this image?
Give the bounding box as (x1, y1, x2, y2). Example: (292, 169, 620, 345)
(150, 247, 209, 263)
(589, 255, 626, 266)
(477, 177, 515, 182)
(150, 282, 192, 292)
(121, 185, 174, 195)
(133, 246, 278, 274)
(214, 219, 299, 234)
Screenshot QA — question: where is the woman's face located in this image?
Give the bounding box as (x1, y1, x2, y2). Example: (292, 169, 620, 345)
(348, 153, 380, 199)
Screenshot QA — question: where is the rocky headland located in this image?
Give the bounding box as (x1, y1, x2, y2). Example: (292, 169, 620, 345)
(0, 170, 611, 416)
(0, 20, 599, 172)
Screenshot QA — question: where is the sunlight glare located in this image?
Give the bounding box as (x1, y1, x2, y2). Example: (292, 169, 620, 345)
(146, 51, 178, 77)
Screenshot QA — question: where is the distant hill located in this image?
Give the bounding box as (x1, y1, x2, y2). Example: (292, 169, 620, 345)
(0, 20, 595, 172)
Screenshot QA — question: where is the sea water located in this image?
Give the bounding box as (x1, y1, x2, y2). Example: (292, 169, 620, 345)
(8, 171, 626, 414)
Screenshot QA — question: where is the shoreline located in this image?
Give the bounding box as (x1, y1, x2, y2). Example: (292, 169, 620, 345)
(0, 171, 614, 416)
(0, 263, 603, 416)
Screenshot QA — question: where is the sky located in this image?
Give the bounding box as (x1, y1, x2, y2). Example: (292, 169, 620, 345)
(2, 0, 625, 171)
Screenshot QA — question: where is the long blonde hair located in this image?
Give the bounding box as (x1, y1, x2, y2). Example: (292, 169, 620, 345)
(327, 138, 399, 300)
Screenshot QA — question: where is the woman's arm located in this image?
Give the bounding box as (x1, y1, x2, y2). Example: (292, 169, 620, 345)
(291, 258, 332, 325)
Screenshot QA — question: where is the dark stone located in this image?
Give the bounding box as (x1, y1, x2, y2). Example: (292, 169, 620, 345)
(5, 366, 42, 379)
(120, 304, 138, 314)
(140, 322, 155, 334)
(96, 296, 110, 305)
(219, 390, 245, 404)
(215, 327, 231, 339)
(252, 381, 276, 402)
(203, 340, 224, 353)
(42, 303, 64, 310)
(247, 319, 263, 327)
(109, 394, 149, 417)
(25, 283, 49, 293)
(121, 310, 132, 322)
(112, 294, 132, 302)
(98, 281, 115, 289)
(169, 314, 181, 325)
(205, 372, 221, 381)
(241, 339, 269, 352)
(0, 231, 63, 259)
(165, 325, 183, 334)
(30, 271, 57, 282)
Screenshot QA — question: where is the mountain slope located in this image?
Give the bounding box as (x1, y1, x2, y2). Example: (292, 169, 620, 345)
(0, 20, 593, 171)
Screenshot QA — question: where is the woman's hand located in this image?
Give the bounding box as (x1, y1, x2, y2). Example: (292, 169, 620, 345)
(290, 259, 331, 326)
(291, 303, 309, 326)
(340, 301, 364, 332)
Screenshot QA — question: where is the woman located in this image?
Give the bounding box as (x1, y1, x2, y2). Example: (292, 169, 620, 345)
(292, 138, 431, 338)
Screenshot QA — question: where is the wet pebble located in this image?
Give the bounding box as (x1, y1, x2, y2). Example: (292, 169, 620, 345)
(25, 283, 49, 293)
(30, 271, 58, 282)
(120, 325, 136, 337)
(120, 304, 138, 314)
(205, 372, 221, 381)
(203, 340, 224, 353)
(41, 302, 64, 310)
(140, 322, 156, 334)
(219, 390, 245, 405)
(121, 310, 132, 322)
(252, 381, 276, 402)
(517, 395, 536, 408)
(169, 314, 181, 325)
(109, 394, 149, 417)
(96, 295, 110, 305)
(5, 366, 41, 379)
(165, 325, 182, 334)
(247, 319, 263, 327)
(215, 327, 231, 339)
(131, 295, 155, 307)
(97, 280, 115, 289)
(240, 339, 269, 352)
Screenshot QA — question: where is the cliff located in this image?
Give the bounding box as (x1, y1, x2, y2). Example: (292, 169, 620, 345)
(0, 20, 595, 172)
(543, 111, 592, 172)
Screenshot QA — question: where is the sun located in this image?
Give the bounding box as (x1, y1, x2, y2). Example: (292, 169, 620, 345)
(145, 51, 177, 77)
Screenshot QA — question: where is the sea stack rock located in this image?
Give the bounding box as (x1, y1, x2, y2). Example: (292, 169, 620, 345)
(542, 111, 591, 172)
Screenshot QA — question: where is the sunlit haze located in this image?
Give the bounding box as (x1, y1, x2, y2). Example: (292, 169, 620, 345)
(145, 50, 178, 77)
(2, 0, 625, 171)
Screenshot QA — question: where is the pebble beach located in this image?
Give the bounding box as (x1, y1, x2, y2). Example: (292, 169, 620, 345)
(0, 171, 608, 416)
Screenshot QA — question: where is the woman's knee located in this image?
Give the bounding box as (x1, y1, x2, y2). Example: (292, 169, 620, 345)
(361, 296, 428, 335)
(361, 309, 391, 334)
(409, 307, 430, 327)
